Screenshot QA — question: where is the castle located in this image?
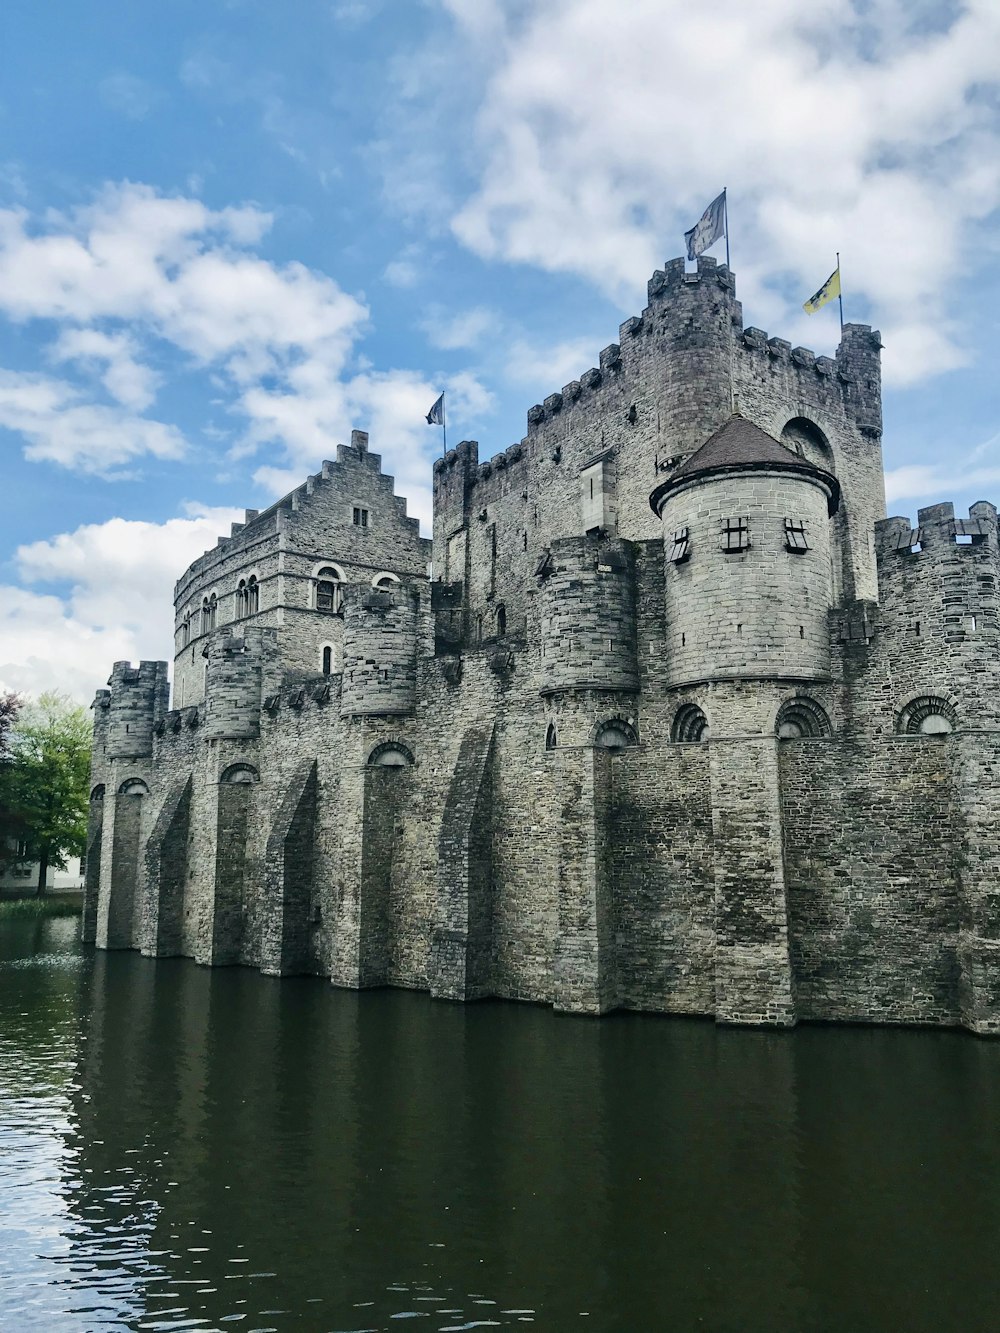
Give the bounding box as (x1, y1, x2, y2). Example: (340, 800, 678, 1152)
(85, 256, 1000, 1034)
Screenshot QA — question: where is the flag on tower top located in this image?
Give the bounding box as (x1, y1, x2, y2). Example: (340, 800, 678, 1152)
(803, 266, 841, 315)
(684, 190, 727, 261)
(425, 392, 445, 426)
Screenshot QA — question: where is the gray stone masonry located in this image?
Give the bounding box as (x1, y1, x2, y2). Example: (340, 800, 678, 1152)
(87, 259, 1000, 1035)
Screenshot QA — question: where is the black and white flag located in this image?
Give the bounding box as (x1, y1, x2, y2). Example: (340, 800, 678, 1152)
(684, 190, 726, 261)
(425, 392, 445, 426)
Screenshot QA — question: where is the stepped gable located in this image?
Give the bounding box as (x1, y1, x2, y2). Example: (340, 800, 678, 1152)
(649, 414, 841, 516)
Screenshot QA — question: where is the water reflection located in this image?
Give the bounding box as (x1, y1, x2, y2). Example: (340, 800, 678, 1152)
(2, 919, 1000, 1330)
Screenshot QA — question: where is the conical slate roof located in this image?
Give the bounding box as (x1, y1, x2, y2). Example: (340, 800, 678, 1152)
(649, 415, 840, 516)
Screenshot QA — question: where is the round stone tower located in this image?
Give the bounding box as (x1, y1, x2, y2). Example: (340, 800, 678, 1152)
(650, 416, 840, 686)
(340, 584, 419, 717)
(106, 661, 169, 759)
(539, 537, 638, 695)
(202, 627, 276, 740)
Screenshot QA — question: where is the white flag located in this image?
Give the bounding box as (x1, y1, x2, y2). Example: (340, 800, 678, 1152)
(684, 191, 726, 261)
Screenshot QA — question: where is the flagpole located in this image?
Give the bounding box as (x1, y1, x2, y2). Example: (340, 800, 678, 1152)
(442, 393, 447, 456)
(724, 187, 730, 271)
(836, 252, 844, 333)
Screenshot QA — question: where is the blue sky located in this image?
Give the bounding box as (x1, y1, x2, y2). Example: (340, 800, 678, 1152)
(1, 0, 998, 699)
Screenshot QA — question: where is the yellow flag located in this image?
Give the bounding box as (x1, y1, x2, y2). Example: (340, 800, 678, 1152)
(803, 267, 841, 314)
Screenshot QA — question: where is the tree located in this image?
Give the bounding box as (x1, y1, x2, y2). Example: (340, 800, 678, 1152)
(1, 693, 91, 895)
(0, 691, 20, 758)
(0, 691, 24, 870)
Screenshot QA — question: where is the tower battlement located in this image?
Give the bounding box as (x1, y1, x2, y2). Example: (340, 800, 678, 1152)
(106, 660, 169, 760)
(86, 257, 1000, 1037)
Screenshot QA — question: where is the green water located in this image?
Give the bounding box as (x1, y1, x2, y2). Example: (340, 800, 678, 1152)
(2, 917, 1000, 1332)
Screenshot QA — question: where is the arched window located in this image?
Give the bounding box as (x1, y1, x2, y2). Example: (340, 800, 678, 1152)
(780, 417, 835, 471)
(118, 778, 149, 796)
(236, 579, 248, 618)
(220, 763, 259, 784)
(671, 703, 709, 743)
(372, 571, 400, 590)
(247, 575, 259, 614)
(594, 719, 638, 749)
(897, 695, 957, 736)
(775, 697, 832, 739)
(367, 741, 414, 767)
(322, 645, 333, 676)
(316, 565, 343, 614)
(202, 597, 211, 634)
(90, 784, 106, 801)
(545, 722, 558, 751)
(208, 593, 217, 630)
(497, 604, 507, 637)
(476, 614, 484, 643)
(180, 614, 190, 647)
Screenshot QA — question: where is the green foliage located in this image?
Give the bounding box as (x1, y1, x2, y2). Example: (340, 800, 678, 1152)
(0, 691, 21, 759)
(0, 894, 81, 919)
(0, 693, 91, 893)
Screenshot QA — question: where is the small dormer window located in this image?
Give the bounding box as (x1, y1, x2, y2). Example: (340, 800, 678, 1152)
(669, 527, 690, 563)
(353, 506, 369, 528)
(721, 517, 749, 553)
(784, 518, 809, 553)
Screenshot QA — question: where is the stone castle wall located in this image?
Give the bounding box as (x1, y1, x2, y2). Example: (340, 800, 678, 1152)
(85, 259, 1000, 1036)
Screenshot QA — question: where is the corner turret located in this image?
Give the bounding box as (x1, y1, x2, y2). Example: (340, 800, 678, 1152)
(202, 627, 280, 740)
(106, 661, 169, 759)
(340, 584, 419, 717)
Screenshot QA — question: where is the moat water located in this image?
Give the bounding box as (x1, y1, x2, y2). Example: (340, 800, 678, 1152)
(3, 919, 1000, 1333)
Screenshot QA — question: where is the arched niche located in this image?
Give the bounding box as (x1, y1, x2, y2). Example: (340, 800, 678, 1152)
(220, 762, 260, 784)
(781, 417, 835, 473)
(896, 695, 957, 736)
(671, 703, 709, 743)
(367, 741, 414, 768)
(593, 718, 638, 749)
(775, 697, 832, 739)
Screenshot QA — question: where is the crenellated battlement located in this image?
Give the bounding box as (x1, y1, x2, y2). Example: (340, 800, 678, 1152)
(876, 501, 999, 558)
(106, 660, 169, 760)
(86, 245, 1000, 1037)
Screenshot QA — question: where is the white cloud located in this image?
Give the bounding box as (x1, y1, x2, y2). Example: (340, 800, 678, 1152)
(99, 73, 161, 121)
(382, 255, 422, 288)
(0, 505, 243, 702)
(422, 305, 495, 350)
(885, 463, 1000, 508)
(503, 334, 602, 394)
(434, 0, 1000, 385)
(0, 184, 494, 496)
(0, 370, 184, 474)
(50, 328, 159, 410)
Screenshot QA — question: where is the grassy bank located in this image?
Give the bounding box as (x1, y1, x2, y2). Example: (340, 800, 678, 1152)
(0, 895, 82, 919)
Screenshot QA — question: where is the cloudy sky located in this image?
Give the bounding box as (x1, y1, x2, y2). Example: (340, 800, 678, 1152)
(2, 0, 999, 701)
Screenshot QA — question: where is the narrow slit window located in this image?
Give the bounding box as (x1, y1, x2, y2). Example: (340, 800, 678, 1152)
(784, 517, 809, 552)
(721, 516, 750, 553)
(669, 527, 690, 563)
(353, 506, 369, 528)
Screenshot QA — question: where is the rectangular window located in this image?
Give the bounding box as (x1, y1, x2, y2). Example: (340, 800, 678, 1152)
(784, 517, 809, 553)
(669, 527, 690, 563)
(353, 506, 369, 528)
(720, 516, 750, 553)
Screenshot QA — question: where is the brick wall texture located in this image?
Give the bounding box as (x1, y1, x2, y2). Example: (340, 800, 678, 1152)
(87, 257, 1000, 1035)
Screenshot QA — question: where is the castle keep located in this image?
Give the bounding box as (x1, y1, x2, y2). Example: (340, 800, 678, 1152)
(86, 257, 1000, 1034)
